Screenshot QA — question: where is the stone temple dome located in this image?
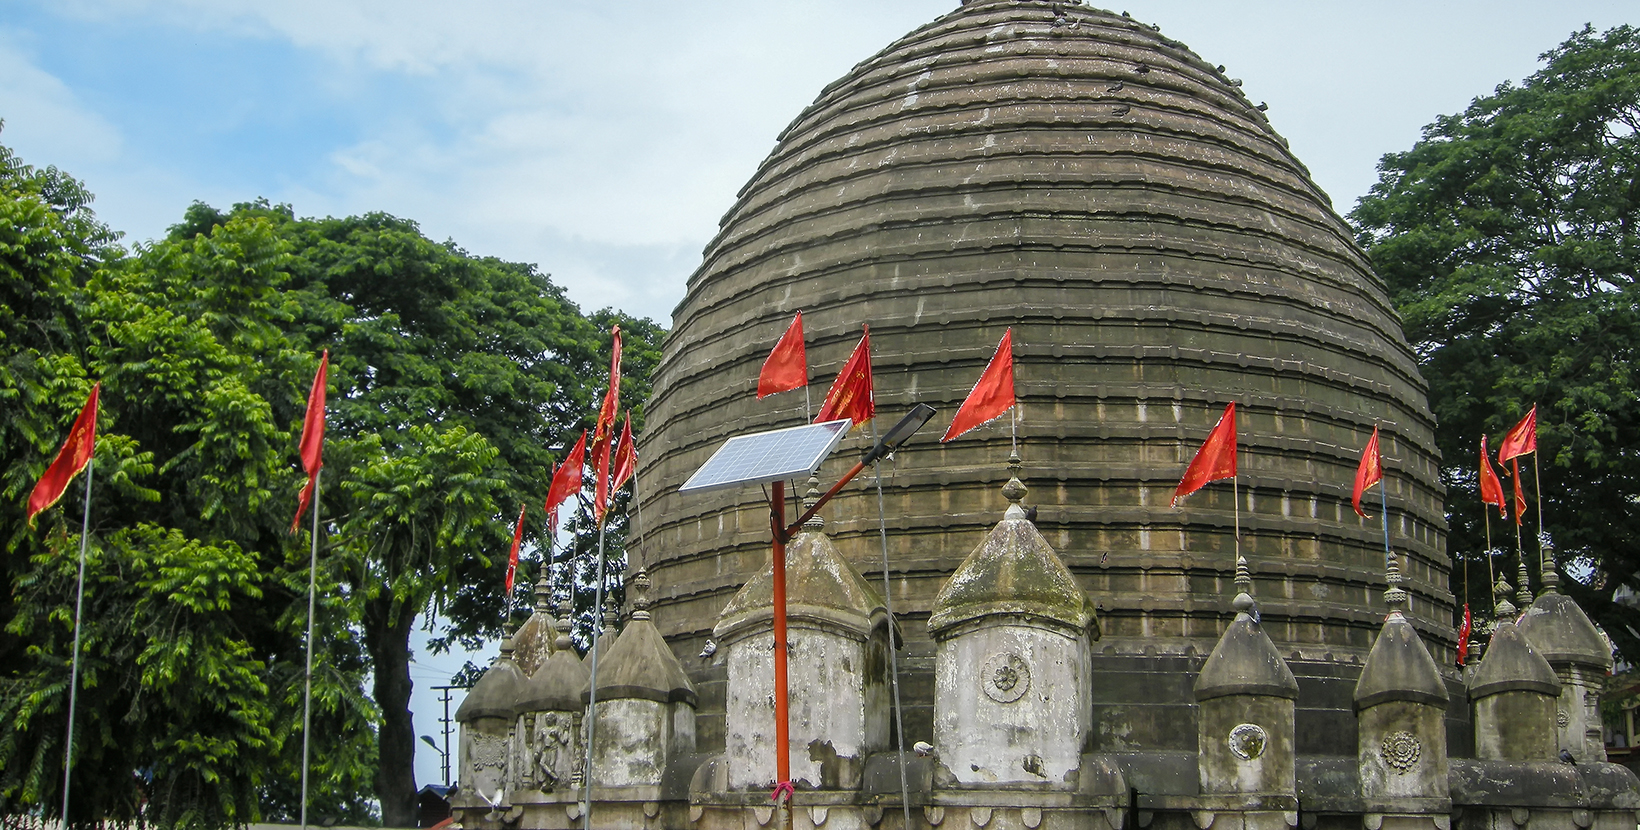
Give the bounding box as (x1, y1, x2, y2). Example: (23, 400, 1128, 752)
(635, 0, 1450, 752)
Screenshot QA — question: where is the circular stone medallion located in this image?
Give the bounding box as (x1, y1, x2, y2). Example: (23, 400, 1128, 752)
(1381, 731, 1421, 773)
(981, 653, 1031, 703)
(1228, 723, 1267, 760)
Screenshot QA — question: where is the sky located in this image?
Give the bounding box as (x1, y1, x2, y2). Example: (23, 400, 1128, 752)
(2, 0, 1632, 796)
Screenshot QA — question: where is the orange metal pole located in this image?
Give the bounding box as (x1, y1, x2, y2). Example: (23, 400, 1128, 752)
(770, 480, 792, 799)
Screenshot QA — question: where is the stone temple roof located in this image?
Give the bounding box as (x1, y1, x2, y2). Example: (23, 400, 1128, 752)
(715, 520, 889, 643)
(1470, 620, 1562, 700)
(929, 491, 1092, 637)
(638, 0, 1449, 662)
(1518, 591, 1612, 670)
(1353, 612, 1449, 711)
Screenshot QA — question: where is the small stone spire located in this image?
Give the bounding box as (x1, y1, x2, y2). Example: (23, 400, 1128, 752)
(803, 474, 825, 532)
(1539, 533, 1559, 594)
(602, 596, 619, 634)
(534, 560, 554, 615)
(500, 622, 517, 658)
(1494, 572, 1517, 620)
(1383, 550, 1409, 614)
(1231, 554, 1256, 617)
(1002, 450, 1028, 518)
(630, 568, 652, 622)
(1516, 555, 1534, 608)
(551, 593, 573, 652)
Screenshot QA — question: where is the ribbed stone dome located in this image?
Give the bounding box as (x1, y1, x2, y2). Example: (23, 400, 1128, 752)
(636, 0, 1451, 751)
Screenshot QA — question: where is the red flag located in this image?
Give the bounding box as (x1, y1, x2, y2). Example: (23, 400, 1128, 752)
(816, 326, 874, 427)
(543, 462, 561, 536)
(1352, 426, 1383, 518)
(1479, 434, 1507, 520)
(758, 312, 807, 399)
(290, 351, 328, 533)
(941, 329, 1015, 442)
(1171, 402, 1237, 507)
(612, 412, 636, 493)
(544, 432, 586, 521)
(1498, 405, 1537, 462)
(26, 383, 100, 527)
(591, 326, 623, 454)
(506, 503, 526, 594)
(1511, 458, 1528, 527)
(1456, 604, 1473, 666)
(594, 432, 613, 524)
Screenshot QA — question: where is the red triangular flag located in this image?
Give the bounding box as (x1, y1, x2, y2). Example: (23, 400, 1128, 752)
(942, 329, 1015, 442)
(545, 432, 586, 521)
(1456, 604, 1472, 666)
(1497, 405, 1537, 462)
(815, 326, 874, 427)
(1172, 402, 1237, 507)
(1479, 434, 1507, 520)
(594, 431, 613, 525)
(1352, 426, 1383, 518)
(612, 412, 636, 494)
(506, 503, 526, 593)
(26, 383, 100, 527)
(291, 351, 328, 533)
(1511, 458, 1528, 527)
(758, 312, 807, 399)
(543, 462, 560, 536)
(591, 326, 623, 456)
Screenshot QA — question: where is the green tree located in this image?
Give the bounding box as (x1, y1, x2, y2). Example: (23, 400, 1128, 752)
(1349, 25, 1640, 652)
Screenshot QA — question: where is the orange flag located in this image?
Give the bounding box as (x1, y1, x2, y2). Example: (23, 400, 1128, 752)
(290, 351, 328, 533)
(592, 327, 622, 519)
(506, 503, 526, 594)
(1498, 405, 1537, 462)
(543, 462, 560, 536)
(1479, 434, 1507, 520)
(612, 412, 636, 493)
(1352, 426, 1383, 518)
(26, 383, 100, 527)
(1456, 605, 1472, 666)
(1172, 402, 1236, 507)
(1511, 459, 1528, 527)
(545, 432, 586, 521)
(816, 326, 874, 427)
(758, 312, 807, 399)
(942, 329, 1015, 442)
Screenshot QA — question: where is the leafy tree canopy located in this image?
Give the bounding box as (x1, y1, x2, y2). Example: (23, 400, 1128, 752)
(1350, 25, 1640, 653)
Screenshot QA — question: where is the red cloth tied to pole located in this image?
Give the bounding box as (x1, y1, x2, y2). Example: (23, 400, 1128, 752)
(815, 326, 874, 427)
(290, 351, 328, 533)
(1479, 434, 1507, 520)
(506, 503, 526, 594)
(1172, 402, 1236, 507)
(941, 329, 1015, 442)
(1352, 425, 1383, 518)
(26, 383, 100, 527)
(1498, 405, 1537, 462)
(758, 312, 807, 399)
(545, 431, 586, 521)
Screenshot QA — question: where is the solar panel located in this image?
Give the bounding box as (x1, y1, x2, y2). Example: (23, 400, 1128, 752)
(680, 419, 853, 494)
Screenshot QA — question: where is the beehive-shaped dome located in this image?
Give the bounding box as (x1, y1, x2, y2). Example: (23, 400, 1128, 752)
(636, 0, 1450, 750)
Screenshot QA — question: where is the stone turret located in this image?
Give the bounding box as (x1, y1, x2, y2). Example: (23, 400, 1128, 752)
(455, 630, 527, 803)
(510, 564, 557, 677)
(1517, 543, 1613, 763)
(1353, 556, 1450, 828)
(586, 568, 697, 788)
(927, 456, 1094, 788)
(512, 594, 590, 795)
(1193, 557, 1299, 830)
(1469, 597, 1561, 762)
(713, 480, 893, 791)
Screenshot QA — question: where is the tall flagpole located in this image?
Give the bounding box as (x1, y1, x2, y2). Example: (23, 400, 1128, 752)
(1377, 467, 1394, 605)
(868, 420, 913, 830)
(61, 458, 93, 825)
(1532, 452, 1546, 580)
(582, 512, 609, 830)
(300, 468, 321, 830)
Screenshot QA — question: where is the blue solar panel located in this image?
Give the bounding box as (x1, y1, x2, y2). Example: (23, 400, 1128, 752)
(680, 420, 853, 493)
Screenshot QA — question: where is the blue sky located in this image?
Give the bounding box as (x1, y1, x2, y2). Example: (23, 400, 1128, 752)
(2, 0, 1631, 795)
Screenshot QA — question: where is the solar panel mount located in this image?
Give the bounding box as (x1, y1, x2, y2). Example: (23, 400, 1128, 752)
(680, 419, 853, 494)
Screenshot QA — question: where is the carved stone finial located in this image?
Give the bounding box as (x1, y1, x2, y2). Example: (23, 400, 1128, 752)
(603, 595, 619, 633)
(1516, 555, 1534, 608)
(534, 561, 553, 614)
(1383, 551, 1409, 613)
(1494, 573, 1517, 619)
(1231, 555, 1256, 615)
(803, 474, 825, 532)
(631, 568, 653, 621)
(1002, 450, 1028, 506)
(1539, 533, 1559, 595)
(551, 601, 573, 652)
(500, 623, 517, 657)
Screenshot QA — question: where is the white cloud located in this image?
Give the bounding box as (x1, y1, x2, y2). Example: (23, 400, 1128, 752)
(0, 33, 122, 166)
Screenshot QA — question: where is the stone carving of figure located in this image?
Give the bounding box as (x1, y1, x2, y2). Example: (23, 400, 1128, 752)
(533, 711, 575, 789)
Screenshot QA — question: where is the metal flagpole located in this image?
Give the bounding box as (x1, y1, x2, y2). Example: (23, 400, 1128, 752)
(301, 467, 321, 830)
(61, 458, 93, 825)
(1532, 452, 1545, 581)
(1378, 468, 1394, 604)
(868, 420, 913, 829)
(582, 514, 609, 830)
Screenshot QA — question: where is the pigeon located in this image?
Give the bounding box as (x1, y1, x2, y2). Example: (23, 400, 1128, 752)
(475, 787, 505, 809)
(1107, 81, 1124, 93)
(913, 741, 935, 757)
(700, 640, 718, 659)
(1561, 749, 1578, 766)
(1112, 104, 1131, 116)
(1024, 505, 1039, 522)
(1135, 63, 1150, 74)
(1256, 102, 1269, 112)
(1216, 65, 1226, 73)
